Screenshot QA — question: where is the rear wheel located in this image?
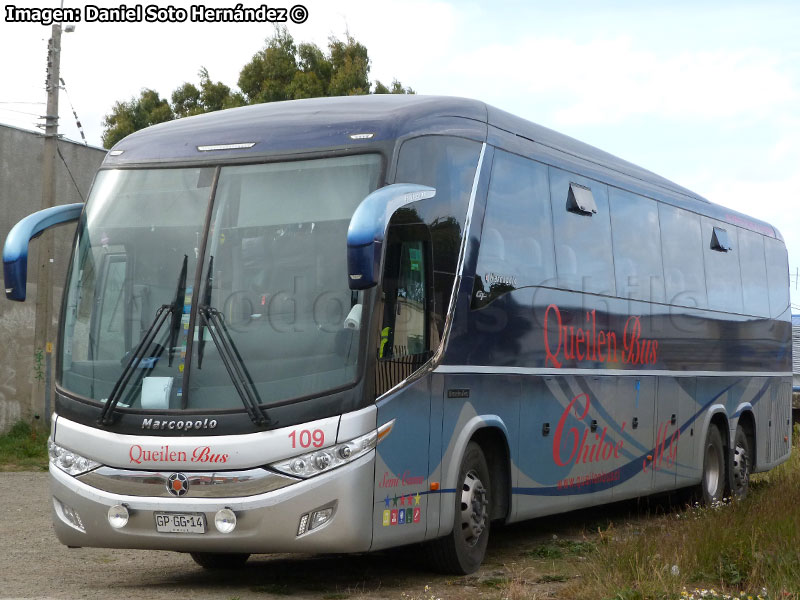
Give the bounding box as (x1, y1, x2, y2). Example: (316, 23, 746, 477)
(190, 552, 250, 569)
(730, 425, 752, 499)
(699, 425, 726, 505)
(426, 442, 491, 574)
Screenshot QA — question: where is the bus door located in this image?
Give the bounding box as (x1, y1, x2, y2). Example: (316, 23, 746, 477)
(372, 224, 434, 549)
(652, 378, 689, 491)
(610, 377, 657, 500)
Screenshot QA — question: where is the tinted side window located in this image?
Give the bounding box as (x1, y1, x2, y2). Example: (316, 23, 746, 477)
(549, 168, 615, 296)
(476, 151, 555, 293)
(395, 136, 481, 274)
(701, 217, 743, 313)
(659, 203, 707, 309)
(765, 237, 789, 318)
(737, 228, 769, 317)
(395, 135, 482, 339)
(609, 188, 665, 303)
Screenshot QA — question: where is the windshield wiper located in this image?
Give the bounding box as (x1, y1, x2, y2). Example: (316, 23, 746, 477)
(97, 255, 188, 425)
(198, 304, 272, 427)
(194, 255, 271, 427)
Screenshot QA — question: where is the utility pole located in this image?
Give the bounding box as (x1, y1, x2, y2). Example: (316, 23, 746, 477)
(32, 20, 63, 425)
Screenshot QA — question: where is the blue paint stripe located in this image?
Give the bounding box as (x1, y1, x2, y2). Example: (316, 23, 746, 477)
(511, 377, 772, 497)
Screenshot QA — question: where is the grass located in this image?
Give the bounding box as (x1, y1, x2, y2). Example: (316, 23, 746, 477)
(0, 421, 49, 471)
(559, 439, 800, 600)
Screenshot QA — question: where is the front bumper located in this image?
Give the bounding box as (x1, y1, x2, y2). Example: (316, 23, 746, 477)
(51, 452, 375, 553)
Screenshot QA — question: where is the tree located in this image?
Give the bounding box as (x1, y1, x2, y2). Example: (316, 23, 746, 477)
(102, 88, 173, 148)
(102, 27, 414, 148)
(374, 79, 416, 95)
(327, 33, 370, 96)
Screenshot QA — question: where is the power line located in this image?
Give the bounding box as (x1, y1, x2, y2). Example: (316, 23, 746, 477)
(0, 107, 41, 117)
(59, 77, 87, 146)
(56, 145, 85, 202)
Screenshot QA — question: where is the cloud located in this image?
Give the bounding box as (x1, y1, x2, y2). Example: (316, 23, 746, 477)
(443, 36, 798, 127)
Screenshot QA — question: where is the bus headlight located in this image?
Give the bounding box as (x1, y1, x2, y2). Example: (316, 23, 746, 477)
(270, 420, 394, 479)
(48, 438, 101, 476)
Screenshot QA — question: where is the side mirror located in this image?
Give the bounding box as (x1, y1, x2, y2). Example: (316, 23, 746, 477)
(3, 203, 84, 301)
(346, 184, 435, 290)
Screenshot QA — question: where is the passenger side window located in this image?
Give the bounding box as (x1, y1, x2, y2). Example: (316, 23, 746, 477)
(659, 203, 707, 309)
(737, 228, 769, 317)
(549, 168, 615, 296)
(765, 237, 790, 318)
(474, 151, 555, 307)
(609, 188, 665, 303)
(702, 217, 743, 313)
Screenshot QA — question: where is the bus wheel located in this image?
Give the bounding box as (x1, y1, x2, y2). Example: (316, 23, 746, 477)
(700, 425, 726, 505)
(190, 552, 250, 569)
(427, 442, 491, 574)
(730, 425, 752, 499)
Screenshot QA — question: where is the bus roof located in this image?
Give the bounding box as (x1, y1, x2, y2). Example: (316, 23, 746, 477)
(103, 95, 779, 240)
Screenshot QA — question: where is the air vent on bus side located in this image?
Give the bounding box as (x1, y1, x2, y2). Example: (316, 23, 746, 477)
(566, 182, 597, 215)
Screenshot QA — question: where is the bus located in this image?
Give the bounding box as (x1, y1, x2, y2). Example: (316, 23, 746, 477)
(4, 96, 791, 574)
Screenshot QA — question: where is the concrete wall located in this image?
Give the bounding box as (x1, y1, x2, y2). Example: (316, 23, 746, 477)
(0, 124, 106, 433)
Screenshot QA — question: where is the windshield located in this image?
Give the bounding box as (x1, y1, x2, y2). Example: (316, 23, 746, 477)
(59, 154, 382, 412)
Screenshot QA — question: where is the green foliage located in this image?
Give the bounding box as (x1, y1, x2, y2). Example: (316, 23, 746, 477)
(102, 26, 414, 148)
(102, 88, 173, 148)
(524, 538, 597, 559)
(0, 421, 49, 471)
(564, 447, 800, 599)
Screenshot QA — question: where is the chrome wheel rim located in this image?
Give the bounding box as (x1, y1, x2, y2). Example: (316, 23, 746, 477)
(460, 469, 488, 547)
(731, 442, 749, 496)
(704, 442, 721, 499)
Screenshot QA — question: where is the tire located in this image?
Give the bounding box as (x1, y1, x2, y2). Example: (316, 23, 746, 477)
(699, 425, 726, 505)
(190, 552, 250, 569)
(729, 425, 752, 499)
(426, 442, 491, 574)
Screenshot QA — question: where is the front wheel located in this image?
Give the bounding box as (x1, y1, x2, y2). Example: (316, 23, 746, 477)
(426, 442, 491, 574)
(699, 425, 726, 505)
(729, 425, 752, 499)
(190, 552, 250, 569)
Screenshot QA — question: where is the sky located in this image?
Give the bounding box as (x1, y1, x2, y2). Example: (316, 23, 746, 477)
(2, 0, 799, 304)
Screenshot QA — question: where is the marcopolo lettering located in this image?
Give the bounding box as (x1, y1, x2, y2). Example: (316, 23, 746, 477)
(141, 418, 217, 431)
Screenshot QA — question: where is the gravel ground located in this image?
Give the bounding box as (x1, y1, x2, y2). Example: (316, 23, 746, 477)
(1, 471, 629, 600)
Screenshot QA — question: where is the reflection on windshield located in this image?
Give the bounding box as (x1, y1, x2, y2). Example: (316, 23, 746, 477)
(59, 155, 381, 413)
(188, 155, 381, 409)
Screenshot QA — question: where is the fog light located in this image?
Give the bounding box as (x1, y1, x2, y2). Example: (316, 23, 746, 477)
(55, 498, 85, 531)
(310, 508, 333, 530)
(297, 513, 310, 536)
(214, 508, 236, 533)
(107, 504, 129, 529)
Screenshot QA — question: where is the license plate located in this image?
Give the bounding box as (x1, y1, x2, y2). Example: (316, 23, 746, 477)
(154, 512, 206, 534)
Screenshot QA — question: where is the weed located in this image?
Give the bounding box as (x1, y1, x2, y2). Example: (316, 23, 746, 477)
(0, 421, 48, 471)
(562, 444, 800, 599)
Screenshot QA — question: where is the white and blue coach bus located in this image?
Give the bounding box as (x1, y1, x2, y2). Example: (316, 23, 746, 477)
(4, 96, 791, 574)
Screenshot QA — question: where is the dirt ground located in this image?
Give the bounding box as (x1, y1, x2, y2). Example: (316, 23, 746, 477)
(0, 471, 646, 600)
